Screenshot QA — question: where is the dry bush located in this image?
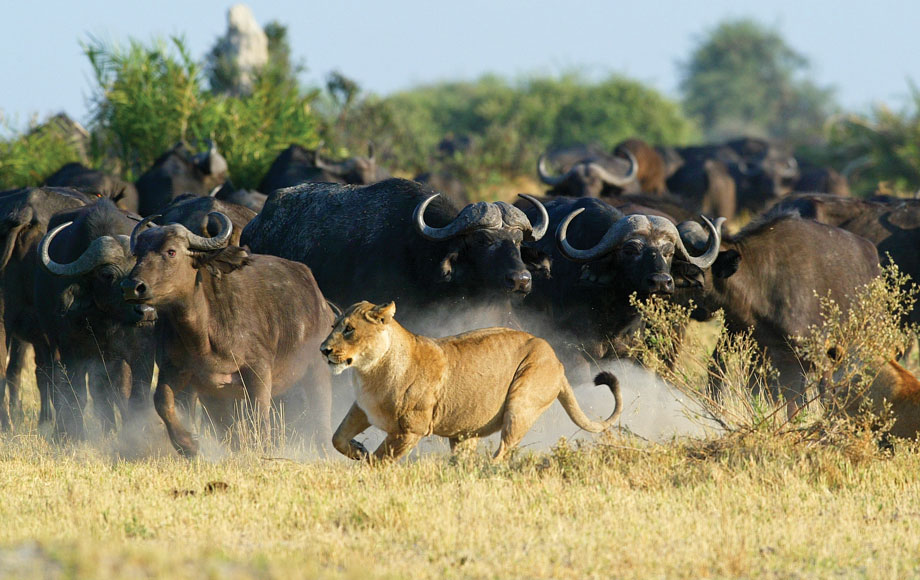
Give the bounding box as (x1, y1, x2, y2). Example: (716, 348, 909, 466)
(626, 264, 917, 448)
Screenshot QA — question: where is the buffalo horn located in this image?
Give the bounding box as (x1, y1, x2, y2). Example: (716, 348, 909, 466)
(673, 216, 725, 269)
(39, 222, 128, 277)
(556, 210, 648, 262)
(130, 214, 161, 254)
(185, 212, 233, 251)
(593, 149, 638, 187)
(537, 153, 570, 186)
(413, 194, 502, 241)
(516, 194, 549, 242)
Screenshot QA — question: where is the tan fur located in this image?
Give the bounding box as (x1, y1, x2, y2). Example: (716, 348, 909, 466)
(856, 360, 920, 439)
(321, 301, 622, 462)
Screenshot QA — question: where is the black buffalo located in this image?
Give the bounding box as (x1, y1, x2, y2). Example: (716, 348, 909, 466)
(36, 200, 156, 438)
(45, 163, 139, 213)
(519, 197, 722, 361)
(680, 212, 880, 411)
(258, 143, 390, 194)
(158, 195, 257, 246)
(121, 213, 334, 456)
(135, 141, 229, 216)
(767, 194, 920, 326)
(537, 145, 638, 198)
(240, 179, 549, 332)
(0, 187, 89, 428)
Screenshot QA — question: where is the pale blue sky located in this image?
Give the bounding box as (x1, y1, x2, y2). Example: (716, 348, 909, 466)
(1, 0, 918, 129)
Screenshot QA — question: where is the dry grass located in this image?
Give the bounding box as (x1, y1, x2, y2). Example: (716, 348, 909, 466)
(3, 267, 920, 578)
(2, 424, 920, 579)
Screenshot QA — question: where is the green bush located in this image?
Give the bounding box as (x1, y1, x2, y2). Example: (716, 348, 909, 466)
(85, 35, 321, 188)
(0, 117, 84, 191)
(331, 73, 700, 191)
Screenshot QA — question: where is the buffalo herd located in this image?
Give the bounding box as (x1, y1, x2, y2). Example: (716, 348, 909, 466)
(2, 134, 918, 456)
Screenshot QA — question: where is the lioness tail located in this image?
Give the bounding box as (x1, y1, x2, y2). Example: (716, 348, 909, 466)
(557, 371, 623, 433)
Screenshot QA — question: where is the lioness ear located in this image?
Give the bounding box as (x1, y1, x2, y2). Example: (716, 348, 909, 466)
(366, 301, 396, 324)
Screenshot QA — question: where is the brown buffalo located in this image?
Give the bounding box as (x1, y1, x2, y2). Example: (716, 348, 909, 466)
(121, 212, 334, 456)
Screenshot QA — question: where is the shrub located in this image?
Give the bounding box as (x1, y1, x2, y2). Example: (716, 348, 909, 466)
(84, 35, 321, 188)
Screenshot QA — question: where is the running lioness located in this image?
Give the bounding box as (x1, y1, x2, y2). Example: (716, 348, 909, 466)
(321, 300, 622, 462)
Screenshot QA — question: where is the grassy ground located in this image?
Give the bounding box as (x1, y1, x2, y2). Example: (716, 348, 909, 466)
(2, 384, 920, 579)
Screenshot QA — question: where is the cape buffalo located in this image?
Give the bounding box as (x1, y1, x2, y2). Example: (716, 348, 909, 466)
(36, 200, 156, 438)
(0, 187, 89, 428)
(537, 146, 638, 198)
(258, 143, 390, 194)
(121, 213, 334, 456)
(240, 179, 549, 333)
(519, 197, 722, 361)
(614, 138, 668, 194)
(793, 166, 851, 196)
(158, 195, 256, 246)
(666, 158, 737, 221)
(45, 162, 139, 213)
(135, 141, 229, 216)
(680, 212, 880, 412)
(767, 194, 920, 327)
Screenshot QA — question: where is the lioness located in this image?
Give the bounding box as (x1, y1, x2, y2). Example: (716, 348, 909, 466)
(320, 300, 622, 462)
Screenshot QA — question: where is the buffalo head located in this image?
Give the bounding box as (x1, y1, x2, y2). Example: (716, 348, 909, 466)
(555, 203, 724, 299)
(39, 222, 157, 326)
(538, 150, 638, 198)
(121, 212, 244, 307)
(414, 193, 549, 296)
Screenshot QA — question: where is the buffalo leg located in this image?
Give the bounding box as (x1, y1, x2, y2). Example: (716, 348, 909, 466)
(153, 375, 198, 457)
(52, 358, 88, 441)
(332, 403, 371, 460)
(240, 365, 272, 448)
(33, 343, 55, 426)
(90, 362, 122, 434)
(0, 331, 11, 431)
(5, 338, 29, 425)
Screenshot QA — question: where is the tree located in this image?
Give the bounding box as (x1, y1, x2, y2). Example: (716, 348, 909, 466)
(679, 19, 836, 144)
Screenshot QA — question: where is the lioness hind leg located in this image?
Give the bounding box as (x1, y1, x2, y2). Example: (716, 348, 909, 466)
(493, 402, 552, 461)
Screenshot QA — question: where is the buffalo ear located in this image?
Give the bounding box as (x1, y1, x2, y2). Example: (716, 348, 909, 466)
(59, 283, 88, 315)
(712, 249, 741, 279)
(366, 301, 396, 324)
(521, 246, 552, 280)
(193, 246, 250, 277)
(439, 252, 458, 282)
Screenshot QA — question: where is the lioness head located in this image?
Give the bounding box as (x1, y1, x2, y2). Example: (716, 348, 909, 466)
(320, 301, 397, 374)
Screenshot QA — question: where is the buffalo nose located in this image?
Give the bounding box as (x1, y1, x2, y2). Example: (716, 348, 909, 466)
(505, 270, 532, 293)
(121, 278, 147, 300)
(645, 273, 674, 294)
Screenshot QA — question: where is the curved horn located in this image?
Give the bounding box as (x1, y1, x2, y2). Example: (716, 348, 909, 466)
(314, 153, 349, 174)
(130, 214, 161, 254)
(39, 222, 127, 277)
(537, 153, 571, 186)
(556, 210, 648, 262)
(414, 194, 501, 241)
(516, 194, 549, 242)
(185, 212, 233, 251)
(673, 216, 725, 269)
(593, 149, 638, 187)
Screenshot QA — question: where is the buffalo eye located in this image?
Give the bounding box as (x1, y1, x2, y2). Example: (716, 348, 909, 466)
(661, 243, 675, 257)
(166, 249, 176, 258)
(622, 241, 642, 256)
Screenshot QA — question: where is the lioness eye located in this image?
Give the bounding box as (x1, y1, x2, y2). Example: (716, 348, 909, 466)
(344, 325, 355, 337)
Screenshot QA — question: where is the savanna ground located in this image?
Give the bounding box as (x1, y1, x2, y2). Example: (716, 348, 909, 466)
(4, 275, 920, 580)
